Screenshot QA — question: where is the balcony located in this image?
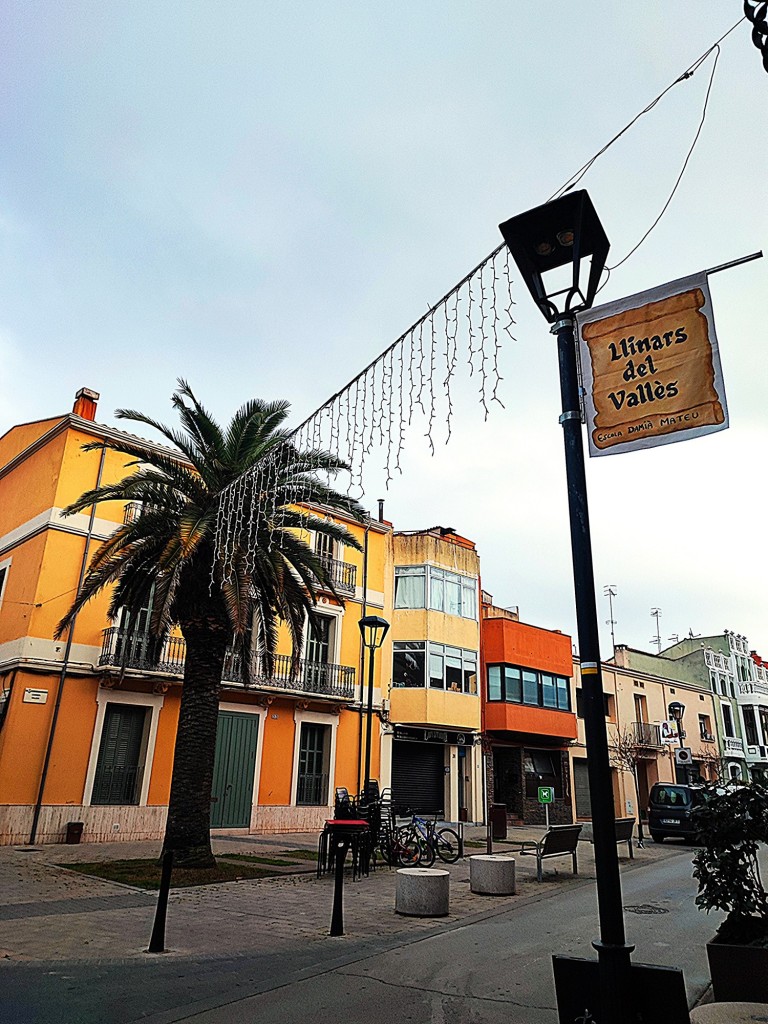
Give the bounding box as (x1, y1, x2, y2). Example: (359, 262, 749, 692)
(631, 721, 663, 748)
(724, 736, 745, 754)
(99, 627, 356, 700)
(315, 554, 356, 597)
(739, 680, 768, 698)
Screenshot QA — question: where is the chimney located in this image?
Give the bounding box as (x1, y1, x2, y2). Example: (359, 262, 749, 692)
(73, 387, 100, 421)
(377, 498, 385, 523)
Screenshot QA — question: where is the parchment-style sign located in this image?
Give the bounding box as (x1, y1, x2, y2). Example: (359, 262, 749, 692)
(577, 272, 728, 457)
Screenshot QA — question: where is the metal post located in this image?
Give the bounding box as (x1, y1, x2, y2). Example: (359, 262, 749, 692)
(148, 850, 174, 953)
(329, 837, 349, 936)
(363, 645, 376, 799)
(675, 717, 686, 784)
(553, 314, 633, 1023)
(633, 765, 646, 848)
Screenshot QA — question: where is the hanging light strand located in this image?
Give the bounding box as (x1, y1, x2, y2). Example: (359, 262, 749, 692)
(214, 241, 512, 579)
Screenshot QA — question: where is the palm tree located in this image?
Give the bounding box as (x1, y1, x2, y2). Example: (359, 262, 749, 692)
(57, 381, 364, 867)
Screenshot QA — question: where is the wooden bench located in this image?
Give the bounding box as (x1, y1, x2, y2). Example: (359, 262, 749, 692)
(510, 824, 582, 882)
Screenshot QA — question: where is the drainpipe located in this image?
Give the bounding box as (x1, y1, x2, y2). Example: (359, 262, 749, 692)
(356, 520, 370, 797)
(30, 443, 107, 844)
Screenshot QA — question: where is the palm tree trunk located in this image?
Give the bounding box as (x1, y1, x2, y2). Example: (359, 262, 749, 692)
(161, 620, 229, 867)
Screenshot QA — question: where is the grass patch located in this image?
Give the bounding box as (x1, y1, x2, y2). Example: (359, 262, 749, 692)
(277, 849, 318, 861)
(59, 858, 284, 889)
(463, 840, 487, 848)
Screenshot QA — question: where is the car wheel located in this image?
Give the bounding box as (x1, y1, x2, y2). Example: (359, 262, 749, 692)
(651, 832, 664, 843)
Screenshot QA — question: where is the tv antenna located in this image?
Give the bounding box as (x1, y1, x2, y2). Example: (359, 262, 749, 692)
(650, 607, 662, 654)
(603, 585, 617, 651)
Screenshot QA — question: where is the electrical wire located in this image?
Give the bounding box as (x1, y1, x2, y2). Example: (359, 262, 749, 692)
(549, 17, 744, 203)
(602, 42, 722, 282)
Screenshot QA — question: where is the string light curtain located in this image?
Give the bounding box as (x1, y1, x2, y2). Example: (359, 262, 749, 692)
(214, 244, 515, 581)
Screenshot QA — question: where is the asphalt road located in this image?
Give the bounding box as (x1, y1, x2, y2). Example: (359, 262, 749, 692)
(3, 846, 716, 1024)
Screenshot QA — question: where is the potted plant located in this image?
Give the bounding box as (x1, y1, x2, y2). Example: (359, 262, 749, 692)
(692, 778, 768, 1002)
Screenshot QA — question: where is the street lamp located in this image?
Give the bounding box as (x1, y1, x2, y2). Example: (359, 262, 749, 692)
(499, 191, 633, 1023)
(359, 615, 390, 803)
(668, 701, 687, 782)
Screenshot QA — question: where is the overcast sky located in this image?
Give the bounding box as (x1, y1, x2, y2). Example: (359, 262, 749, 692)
(1, 2, 766, 658)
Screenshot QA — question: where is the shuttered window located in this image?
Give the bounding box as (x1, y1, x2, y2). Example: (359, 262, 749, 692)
(92, 704, 147, 805)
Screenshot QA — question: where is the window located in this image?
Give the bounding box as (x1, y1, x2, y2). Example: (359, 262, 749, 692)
(523, 749, 563, 798)
(91, 704, 148, 805)
(488, 665, 502, 701)
(393, 565, 478, 619)
(0, 560, 9, 611)
(634, 694, 648, 723)
(488, 664, 571, 711)
(429, 566, 477, 619)
(394, 566, 426, 609)
(699, 714, 713, 740)
(722, 703, 734, 737)
(395, 642, 477, 693)
(743, 706, 759, 746)
(296, 723, 330, 805)
(393, 642, 426, 687)
(760, 708, 768, 744)
(575, 689, 610, 719)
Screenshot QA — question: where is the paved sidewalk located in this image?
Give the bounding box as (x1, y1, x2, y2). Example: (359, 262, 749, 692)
(0, 825, 690, 964)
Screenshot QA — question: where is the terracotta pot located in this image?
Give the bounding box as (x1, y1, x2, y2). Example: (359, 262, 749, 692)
(706, 938, 768, 1003)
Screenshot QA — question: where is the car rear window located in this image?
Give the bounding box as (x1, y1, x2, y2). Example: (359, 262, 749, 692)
(651, 786, 691, 806)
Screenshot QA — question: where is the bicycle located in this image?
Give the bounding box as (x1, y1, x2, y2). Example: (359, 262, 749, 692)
(375, 813, 422, 868)
(401, 814, 461, 866)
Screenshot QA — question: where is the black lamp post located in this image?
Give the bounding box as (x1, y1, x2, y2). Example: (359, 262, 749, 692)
(668, 701, 687, 782)
(499, 191, 634, 1023)
(359, 614, 390, 802)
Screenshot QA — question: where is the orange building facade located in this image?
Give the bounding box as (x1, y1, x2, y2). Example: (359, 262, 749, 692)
(481, 598, 577, 826)
(0, 390, 392, 844)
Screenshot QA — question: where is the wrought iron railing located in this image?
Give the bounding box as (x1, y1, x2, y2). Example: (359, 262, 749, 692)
(296, 772, 329, 806)
(99, 628, 356, 699)
(631, 721, 662, 747)
(91, 764, 143, 805)
(315, 555, 356, 596)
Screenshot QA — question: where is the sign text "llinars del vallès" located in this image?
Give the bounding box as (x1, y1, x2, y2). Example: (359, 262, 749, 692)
(577, 272, 728, 457)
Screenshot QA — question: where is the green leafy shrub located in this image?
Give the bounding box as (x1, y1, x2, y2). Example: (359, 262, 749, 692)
(692, 780, 768, 945)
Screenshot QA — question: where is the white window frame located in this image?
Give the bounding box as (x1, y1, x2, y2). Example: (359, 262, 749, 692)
(83, 689, 164, 807)
(0, 556, 11, 612)
(290, 707, 339, 808)
(303, 602, 345, 665)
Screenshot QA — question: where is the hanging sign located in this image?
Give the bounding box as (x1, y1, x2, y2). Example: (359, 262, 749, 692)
(577, 272, 728, 457)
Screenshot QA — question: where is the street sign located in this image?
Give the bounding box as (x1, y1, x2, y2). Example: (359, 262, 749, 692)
(538, 786, 555, 804)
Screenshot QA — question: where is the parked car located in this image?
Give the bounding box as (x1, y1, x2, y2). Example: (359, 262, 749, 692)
(648, 783, 709, 843)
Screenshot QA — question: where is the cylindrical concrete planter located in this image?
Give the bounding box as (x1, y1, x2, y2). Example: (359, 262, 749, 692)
(395, 868, 450, 917)
(469, 854, 516, 895)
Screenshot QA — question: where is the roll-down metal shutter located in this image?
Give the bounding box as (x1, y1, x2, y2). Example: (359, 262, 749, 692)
(391, 740, 445, 815)
(573, 758, 592, 819)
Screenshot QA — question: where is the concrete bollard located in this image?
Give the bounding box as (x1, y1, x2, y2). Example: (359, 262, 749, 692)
(469, 854, 516, 895)
(395, 867, 450, 917)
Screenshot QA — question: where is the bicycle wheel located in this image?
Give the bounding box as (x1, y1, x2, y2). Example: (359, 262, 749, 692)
(418, 838, 436, 868)
(377, 835, 394, 866)
(396, 839, 422, 867)
(435, 827, 461, 863)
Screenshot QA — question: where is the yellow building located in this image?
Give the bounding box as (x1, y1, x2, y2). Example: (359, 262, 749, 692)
(569, 656, 720, 824)
(381, 527, 483, 823)
(0, 389, 392, 844)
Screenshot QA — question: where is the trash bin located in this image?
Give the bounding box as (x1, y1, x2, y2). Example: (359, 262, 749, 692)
(65, 821, 84, 845)
(490, 803, 507, 841)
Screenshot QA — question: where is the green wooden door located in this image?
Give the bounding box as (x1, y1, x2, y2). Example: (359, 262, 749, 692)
(210, 712, 259, 829)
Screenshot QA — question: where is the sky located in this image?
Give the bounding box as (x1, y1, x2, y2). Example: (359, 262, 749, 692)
(1, 2, 766, 658)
